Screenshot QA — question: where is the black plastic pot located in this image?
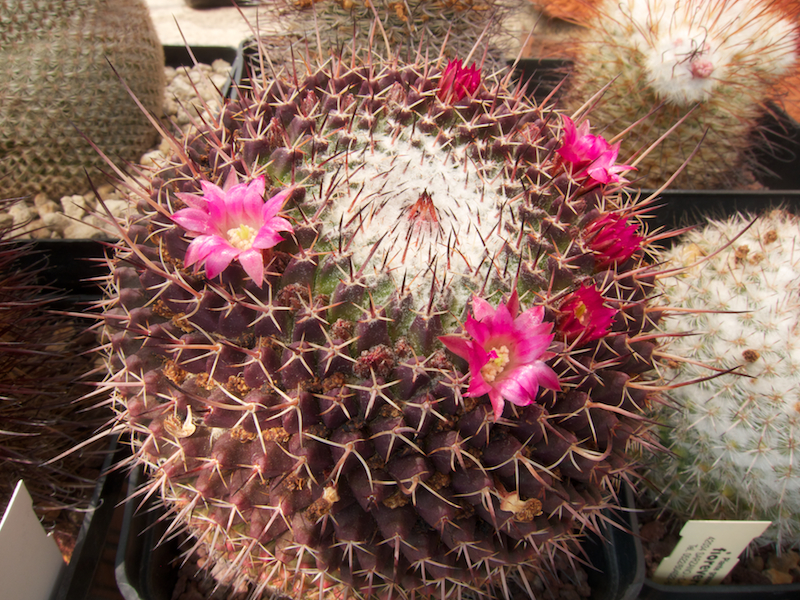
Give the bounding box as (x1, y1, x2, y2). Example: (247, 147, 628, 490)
(115, 467, 644, 600)
(50, 435, 128, 600)
(639, 577, 800, 600)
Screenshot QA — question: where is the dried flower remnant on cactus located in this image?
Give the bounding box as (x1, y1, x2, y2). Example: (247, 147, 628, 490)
(557, 115, 633, 185)
(439, 292, 560, 420)
(436, 58, 481, 102)
(170, 173, 294, 286)
(584, 213, 644, 270)
(557, 284, 617, 343)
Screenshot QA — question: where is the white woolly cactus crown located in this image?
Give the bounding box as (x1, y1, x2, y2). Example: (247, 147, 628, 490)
(648, 209, 800, 549)
(619, 0, 797, 105)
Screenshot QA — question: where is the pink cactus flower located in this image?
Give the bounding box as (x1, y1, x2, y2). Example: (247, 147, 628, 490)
(171, 173, 294, 287)
(439, 291, 560, 421)
(437, 59, 481, 103)
(557, 115, 634, 185)
(584, 213, 644, 270)
(557, 284, 617, 343)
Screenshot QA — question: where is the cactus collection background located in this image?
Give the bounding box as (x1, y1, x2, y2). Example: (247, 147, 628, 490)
(6, 0, 800, 596)
(279, 0, 522, 71)
(0, 211, 104, 560)
(94, 29, 682, 597)
(563, 0, 799, 189)
(0, 0, 164, 200)
(647, 209, 800, 551)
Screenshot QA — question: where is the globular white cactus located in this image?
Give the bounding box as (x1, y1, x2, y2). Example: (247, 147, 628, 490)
(564, 0, 799, 189)
(647, 209, 800, 549)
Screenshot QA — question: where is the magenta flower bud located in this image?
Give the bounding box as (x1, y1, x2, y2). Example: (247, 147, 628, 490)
(170, 171, 294, 287)
(584, 213, 644, 270)
(439, 290, 560, 420)
(557, 283, 617, 343)
(556, 115, 635, 185)
(436, 59, 481, 103)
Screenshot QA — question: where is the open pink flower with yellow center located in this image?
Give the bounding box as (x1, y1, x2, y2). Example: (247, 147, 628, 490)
(557, 115, 634, 185)
(439, 291, 560, 421)
(584, 213, 644, 271)
(557, 284, 617, 343)
(437, 59, 481, 103)
(171, 174, 293, 287)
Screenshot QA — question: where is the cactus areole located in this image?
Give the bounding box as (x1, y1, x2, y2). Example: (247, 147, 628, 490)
(103, 50, 667, 598)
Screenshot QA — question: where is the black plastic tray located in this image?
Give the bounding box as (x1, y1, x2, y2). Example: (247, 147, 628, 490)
(640, 572, 800, 599)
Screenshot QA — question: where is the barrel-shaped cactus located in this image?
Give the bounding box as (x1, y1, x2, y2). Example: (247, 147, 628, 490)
(100, 37, 676, 598)
(0, 0, 164, 200)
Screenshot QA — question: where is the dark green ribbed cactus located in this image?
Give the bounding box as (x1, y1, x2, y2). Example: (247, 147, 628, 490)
(100, 36, 674, 599)
(0, 0, 164, 200)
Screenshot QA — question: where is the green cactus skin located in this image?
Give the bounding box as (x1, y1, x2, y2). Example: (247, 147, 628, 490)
(648, 210, 800, 550)
(564, 0, 798, 190)
(99, 38, 675, 599)
(0, 0, 164, 200)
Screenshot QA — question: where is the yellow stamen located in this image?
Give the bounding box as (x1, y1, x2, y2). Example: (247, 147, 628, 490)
(481, 345, 510, 383)
(227, 224, 258, 250)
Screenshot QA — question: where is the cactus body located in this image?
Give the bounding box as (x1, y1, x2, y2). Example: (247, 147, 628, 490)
(282, 0, 521, 71)
(564, 0, 798, 189)
(0, 0, 164, 200)
(650, 210, 800, 549)
(101, 40, 673, 599)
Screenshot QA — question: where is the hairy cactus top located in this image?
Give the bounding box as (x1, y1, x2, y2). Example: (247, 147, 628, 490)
(101, 39, 672, 599)
(564, 0, 799, 189)
(646, 210, 800, 550)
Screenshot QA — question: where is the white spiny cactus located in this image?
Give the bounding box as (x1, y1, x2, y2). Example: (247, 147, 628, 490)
(648, 209, 800, 549)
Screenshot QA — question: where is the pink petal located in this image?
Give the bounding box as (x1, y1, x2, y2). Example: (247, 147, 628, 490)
(172, 208, 213, 234)
(238, 248, 265, 286)
(494, 375, 536, 407)
(464, 316, 493, 346)
(175, 192, 208, 211)
(467, 374, 492, 398)
(513, 331, 554, 363)
(505, 290, 520, 319)
(439, 335, 473, 361)
(184, 235, 225, 268)
(471, 295, 495, 321)
(203, 245, 239, 279)
(199, 180, 225, 202)
(262, 188, 293, 219)
(252, 228, 288, 250)
(489, 390, 505, 421)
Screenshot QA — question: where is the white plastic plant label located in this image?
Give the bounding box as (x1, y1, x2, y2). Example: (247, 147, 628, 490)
(652, 519, 771, 585)
(0, 480, 64, 600)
